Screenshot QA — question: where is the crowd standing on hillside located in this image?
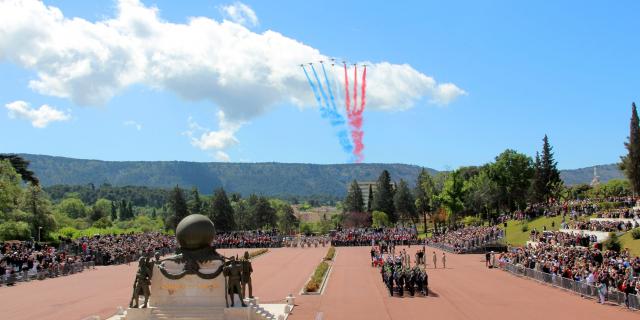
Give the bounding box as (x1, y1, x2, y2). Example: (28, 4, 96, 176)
(427, 226, 504, 253)
(330, 227, 419, 247)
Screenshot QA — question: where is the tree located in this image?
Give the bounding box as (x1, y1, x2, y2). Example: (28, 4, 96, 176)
(366, 185, 374, 213)
(372, 170, 396, 223)
(90, 198, 112, 222)
(415, 169, 436, 233)
(188, 187, 203, 216)
(438, 170, 465, 225)
(277, 203, 299, 234)
(0, 154, 39, 185)
(532, 135, 561, 201)
(343, 180, 364, 213)
(372, 211, 390, 228)
(620, 102, 640, 195)
(110, 201, 118, 221)
(210, 188, 236, 232)
(167, 185, 188, 230)
(21, 184, 56, 240)
(57, 197, 86, 219)
(253, 196, 277, 229)
(393, 179, 417, 225)
(0, 159, 23, 214)
(463, 169, 498, 221)
(488, 149, 534, 212)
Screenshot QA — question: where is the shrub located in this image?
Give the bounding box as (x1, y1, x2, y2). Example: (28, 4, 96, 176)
(249, 248, 268, 259)
(631, 228, 640, 240)
(462, 216, 482, 226)
(305, 261, 330, 293)
(604, 232, 621, 252)
(372, 211, 390, 228)
(0, 221, 32, 241)
(521, 223, 529, 232)
(324, 247, 336, 261)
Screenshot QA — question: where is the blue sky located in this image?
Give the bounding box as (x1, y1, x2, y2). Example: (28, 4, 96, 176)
(1, 0, 639, 170)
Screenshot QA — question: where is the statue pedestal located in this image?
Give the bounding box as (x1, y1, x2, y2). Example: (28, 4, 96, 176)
(114, 261, 290, 320)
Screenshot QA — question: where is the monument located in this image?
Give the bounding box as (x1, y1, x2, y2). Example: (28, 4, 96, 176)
(109, 214, 291, 320)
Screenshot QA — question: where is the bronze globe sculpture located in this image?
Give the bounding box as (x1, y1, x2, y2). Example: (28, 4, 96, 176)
(156, 214, 224, 280)
(176, 214, 215, 250)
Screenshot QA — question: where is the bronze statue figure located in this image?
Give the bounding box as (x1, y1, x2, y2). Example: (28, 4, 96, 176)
(224, 256, 247, 307)
(130, 256, 153, 308)
(241, 251, 253, 299)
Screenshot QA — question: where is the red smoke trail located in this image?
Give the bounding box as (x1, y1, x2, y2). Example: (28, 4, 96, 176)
(353, 65, 358, 115)
(349, 65, 366, 162)
(344, 63, 350, 114)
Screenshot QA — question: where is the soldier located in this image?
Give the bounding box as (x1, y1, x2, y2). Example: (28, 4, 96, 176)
(129, 257, 152, 308)
(406, 268, 415, 297)
(241, 251, 253, 299)
(442, 252, 447, 269)
(432, 251, 437, 269)
(224, 257, 247, 307)
(395, 267, 404, 297)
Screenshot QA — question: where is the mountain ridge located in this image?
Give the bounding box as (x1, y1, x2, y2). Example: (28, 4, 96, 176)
(13, 154, 625, 197)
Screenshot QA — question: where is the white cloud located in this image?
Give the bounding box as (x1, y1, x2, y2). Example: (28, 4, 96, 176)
(4, 100, 70, 128)
(185, 111, 242, 153)
(220, 2, 258, 28)
(123, 120, 142, 131)
(0, 0, 466, 158)
(215, 151, 231, 162)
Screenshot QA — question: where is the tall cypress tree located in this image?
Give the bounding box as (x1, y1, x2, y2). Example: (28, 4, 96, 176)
(188, 187, 203, 215)
(167, 185, 188, 230)
(372, 170, 396, 223)
(531, 152, 545, 202)
(367, 185, 374, 213)
(211, 187, 236, 232)
(343, 180, 364, 213)
(415, 169, 435, 232)
(621, 102, 640, 194)
(393, 179, 416, 225)
(540, 135, 561, 197)
(110, 201, 118, 221)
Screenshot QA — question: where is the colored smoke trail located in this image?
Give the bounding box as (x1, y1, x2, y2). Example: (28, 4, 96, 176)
(308, 64, 353, 154)
(343, 64, 366, 163)
(302, 65, 323, 110)
(321, 63, 337, 112)
(344, 63, 350, 114)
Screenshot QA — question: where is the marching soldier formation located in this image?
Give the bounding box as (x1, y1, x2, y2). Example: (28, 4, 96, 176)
(380, 256, 429, 298)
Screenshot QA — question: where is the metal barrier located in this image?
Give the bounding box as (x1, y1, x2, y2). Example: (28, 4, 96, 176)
(501, 263, 639, 310)
(0, 261, 96, 287)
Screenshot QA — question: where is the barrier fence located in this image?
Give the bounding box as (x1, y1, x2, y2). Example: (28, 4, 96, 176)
(0, 261, 96, 287)
(501, 262, 639, 310)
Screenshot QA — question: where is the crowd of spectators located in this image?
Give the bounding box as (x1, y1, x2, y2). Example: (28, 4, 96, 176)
(427, 226, 504, 253)
(498, 242, 640, 307)
(72, 232, 176, 265)
(330, 227, 419, 247)
(503, 197, 639, 222)
(0, 241, 81, 283)
(213, 230, 282, 248)
(561, 220, 637, 233)
(529, 230, 597, 247)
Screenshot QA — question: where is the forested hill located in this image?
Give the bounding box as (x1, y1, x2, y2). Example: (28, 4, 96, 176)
(20, 154, 433, 197)
(17, 154, 624, 196)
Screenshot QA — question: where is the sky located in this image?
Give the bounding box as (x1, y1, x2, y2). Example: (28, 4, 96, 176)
(1, 0, 639, 170)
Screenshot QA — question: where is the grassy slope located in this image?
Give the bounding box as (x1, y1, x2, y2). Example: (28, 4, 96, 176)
(620, 232, 640, 257)
(502, 216, 640, 257)
(500, 216, 564, 246)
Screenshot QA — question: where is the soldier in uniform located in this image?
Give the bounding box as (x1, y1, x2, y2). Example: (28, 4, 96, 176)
(395, 266, 404, 297)
(224, 256, 247, 307)
(130, 256, 152, 308)
(241, 251, 253, 299)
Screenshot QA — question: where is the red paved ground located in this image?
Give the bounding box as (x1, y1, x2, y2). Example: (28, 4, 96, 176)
(1, 246, 637, 320)
(289, 246, 639, 320)
(0, 247, 325, 320)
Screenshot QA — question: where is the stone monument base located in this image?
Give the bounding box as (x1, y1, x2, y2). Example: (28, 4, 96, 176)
(108, 303, 291, 320)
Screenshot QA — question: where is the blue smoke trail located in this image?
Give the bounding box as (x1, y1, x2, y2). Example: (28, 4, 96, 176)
(321, 63, 338, 112)
(302, 66, 322, 107)
(309, 64, 354, 155)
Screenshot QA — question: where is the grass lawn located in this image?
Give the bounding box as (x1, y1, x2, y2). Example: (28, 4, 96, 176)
(620, 231, 640, 257)
(500, 216, 564, 246)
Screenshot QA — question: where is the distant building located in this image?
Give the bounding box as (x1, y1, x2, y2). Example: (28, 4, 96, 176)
(357, 181, 377, 208)
(590, 167, 600, 187)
